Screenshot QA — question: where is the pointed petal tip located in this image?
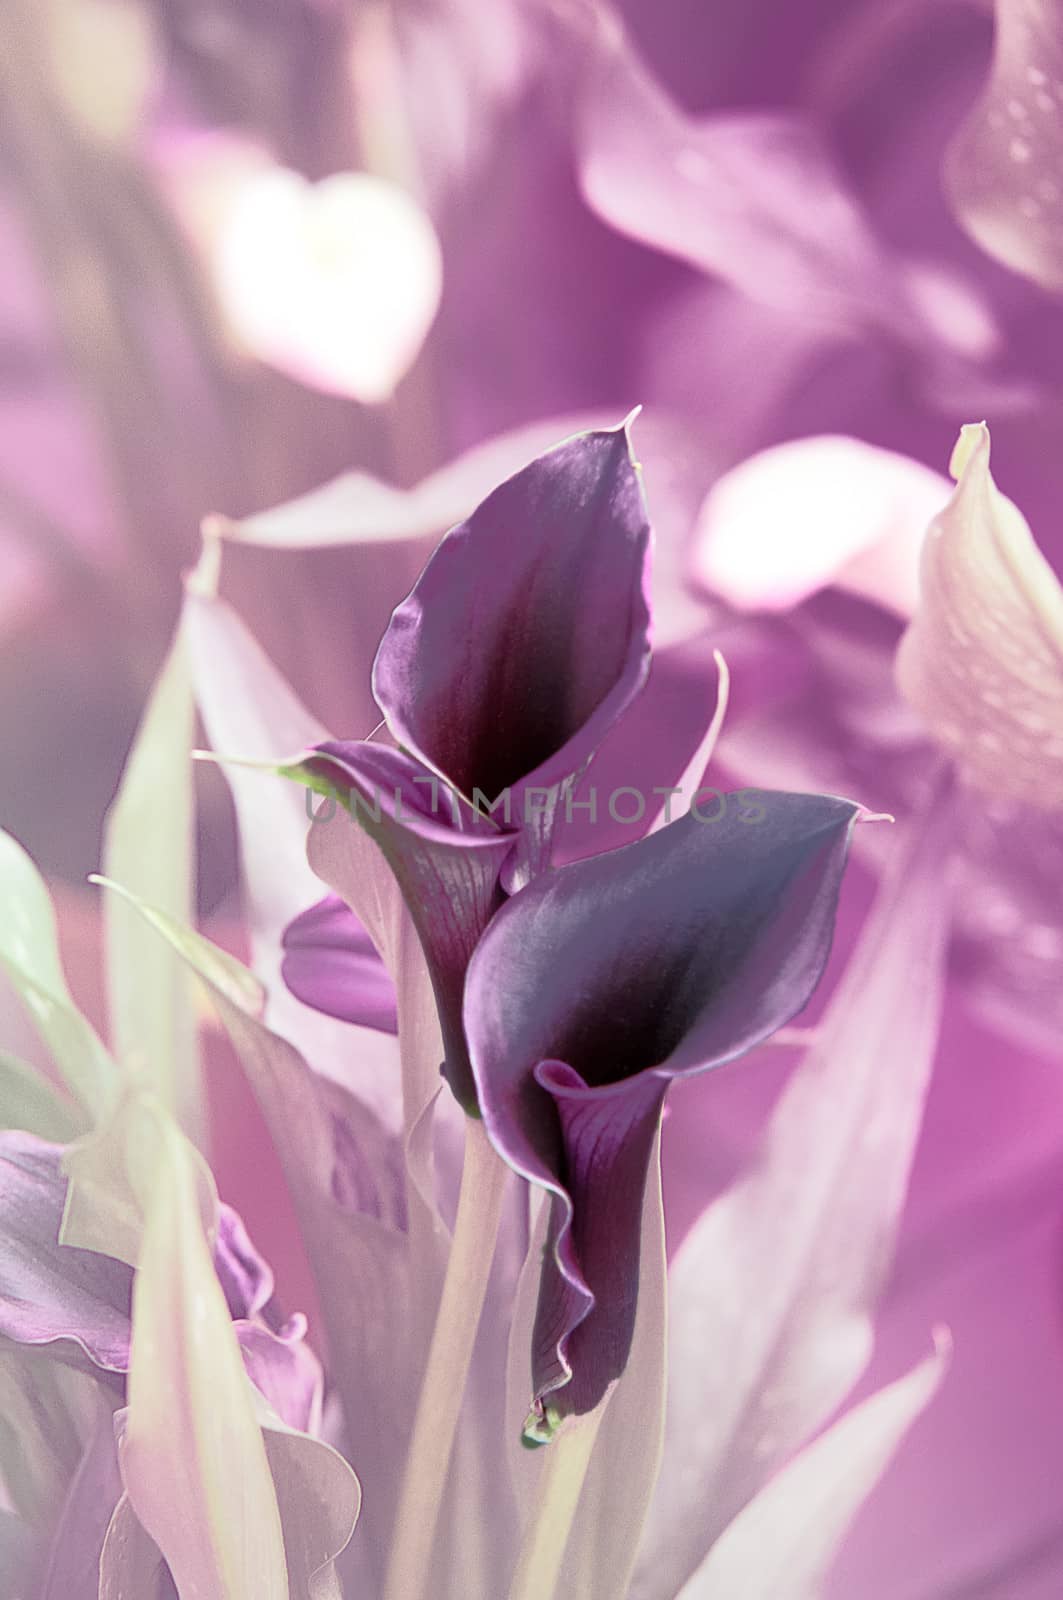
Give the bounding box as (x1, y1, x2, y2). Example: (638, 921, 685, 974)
(186, 529, 223, 598)
(949, 421, 990, 481)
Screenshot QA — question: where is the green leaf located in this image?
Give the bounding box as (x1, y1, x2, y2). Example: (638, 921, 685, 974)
(102, 625, 202, 1140)
(0, 830, 115, 1120)
(0, 1050, 82, 1140)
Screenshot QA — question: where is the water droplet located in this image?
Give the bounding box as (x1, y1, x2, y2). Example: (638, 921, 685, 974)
(1011, 136, 1033, 162)
(1019, 195, 1043, 218)
(1035, 90, 1056, 114)
(1027, 66, 1048, 87)
(1008, 97, 1032, 122)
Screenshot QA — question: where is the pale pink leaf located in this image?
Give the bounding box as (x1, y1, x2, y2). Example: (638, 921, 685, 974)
(632, 795, 952, 1600)
(676, 1343, 948, 1600)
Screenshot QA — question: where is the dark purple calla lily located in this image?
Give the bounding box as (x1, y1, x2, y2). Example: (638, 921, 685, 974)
(281, 892, 399, 1034)
(463, 793, 859, 1436)
(0, 1132, 319, 1431)
(372, 421, 652, 891)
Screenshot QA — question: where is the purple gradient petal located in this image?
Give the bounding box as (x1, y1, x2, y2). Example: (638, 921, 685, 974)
(214, 1201, 276, 1321)
(531, 1064, 667, 1420)
(294, 739, 516, 1109)
(281, 893, 399, 1033)
(0, 1132, 131, 1374)
(465, 794, 858, 1423)
(236, 1316, 323, 1436)
(371, 422, 652, 886)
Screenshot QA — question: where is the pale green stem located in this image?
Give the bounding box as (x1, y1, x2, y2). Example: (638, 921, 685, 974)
(506, 1404, 607, 1600)
(382, 1117, 508, 1600)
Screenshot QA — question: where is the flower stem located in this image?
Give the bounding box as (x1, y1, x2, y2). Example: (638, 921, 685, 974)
(382, 1117, 508, 1600)
(506, 1405, 606, 1600)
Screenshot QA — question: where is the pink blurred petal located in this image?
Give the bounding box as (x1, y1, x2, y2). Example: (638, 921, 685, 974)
(945, 0, 1063, 292)
(693, 436, 951, 617)
(213, 167, 442, 404)
(119, 1115, 288, 1599)
(578, 15, 914, 336)
(895, 422, 1063, 808)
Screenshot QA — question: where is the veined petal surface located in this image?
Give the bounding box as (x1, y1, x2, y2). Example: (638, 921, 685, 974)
(895, 423, 1063, 809)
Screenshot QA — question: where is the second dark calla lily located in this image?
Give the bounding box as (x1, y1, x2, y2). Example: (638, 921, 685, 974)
(463, 794, 860, 1436)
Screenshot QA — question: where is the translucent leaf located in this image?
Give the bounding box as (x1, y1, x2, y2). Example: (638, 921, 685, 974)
(632, 794, 952, 1600)
(103, 623, 201, 1140)
(183, 589, 402, 1131)
(89, 880, 437, 1590)
(0, 1347, 102, 1527)
(0, 830, 114, 1121)
(119, 1109, 289, 1598)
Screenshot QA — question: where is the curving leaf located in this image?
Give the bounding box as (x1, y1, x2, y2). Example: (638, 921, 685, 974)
(632, 791, 952, 1600)
(0, 1507, 35, 1596)
(102, 621, 201, 1140)
(0, 1050, 82, 1141)
(119, 1109, 289, 1599)
(945, 0, 1063, 292)
(259, 1409, 361, 1600)
(88, 880, 437, 1591)
(183, 588, 402, 1131)
(36, 1405, 123, 1600)
(895, 423, 1063, 810)
(60, 1087, 217, 1271)
(212, 412, 624, 548)
(676, 1343, 948, 1600)
(0, 1346, 102, 1528)
(0, 830, 114, 1121)
(98, 1494, 177, 1600)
